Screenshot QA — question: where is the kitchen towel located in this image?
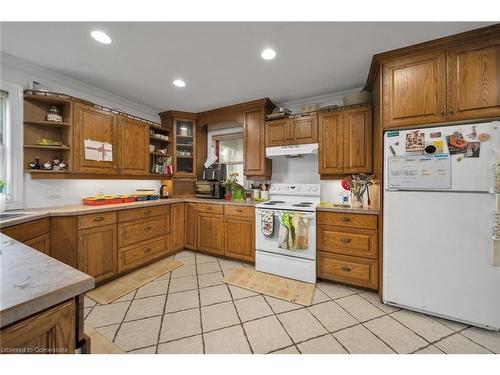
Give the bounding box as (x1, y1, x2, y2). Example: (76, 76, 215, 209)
(292, 213, 310, 249)
(278, 212, 295, 249)
(261, 209, 275, 238)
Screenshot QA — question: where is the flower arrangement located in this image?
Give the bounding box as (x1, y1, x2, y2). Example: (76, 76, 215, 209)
(342, 174, 373, 208)
(222, 172, 244, 200)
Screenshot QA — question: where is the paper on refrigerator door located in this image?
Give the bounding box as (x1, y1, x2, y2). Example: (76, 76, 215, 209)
(84, 139, 113, 162)
(387, 154, 451, 190)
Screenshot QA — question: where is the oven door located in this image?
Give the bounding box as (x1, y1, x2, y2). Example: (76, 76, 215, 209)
(255, 209, 316, 260)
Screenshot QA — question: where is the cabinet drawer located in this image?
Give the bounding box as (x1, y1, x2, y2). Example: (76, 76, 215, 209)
(117, 205, 170, 222)
(2, 218, 49, 243)
(117, 217, 170, 248)
(317, 251, 378, 290)
(77, 211, 117, 230)
(118, 236, 170, 273)
(317, 226, 378, 259)
(225, 205, 254, 218)
(197, 203, 224, 215)
(317, 211, 377, 230)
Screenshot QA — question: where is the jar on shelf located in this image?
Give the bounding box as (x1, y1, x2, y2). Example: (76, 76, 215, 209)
(47, 105, 63, 122)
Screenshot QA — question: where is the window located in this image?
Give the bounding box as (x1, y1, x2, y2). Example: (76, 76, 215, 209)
(213, 132, 244, 185)
(0, 81, 23, 209)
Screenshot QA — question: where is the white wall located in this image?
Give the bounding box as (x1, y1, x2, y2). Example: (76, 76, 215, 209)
(1, 52, 163, 208)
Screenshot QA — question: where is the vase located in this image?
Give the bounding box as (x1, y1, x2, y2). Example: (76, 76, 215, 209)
(350, 193, 364, 208)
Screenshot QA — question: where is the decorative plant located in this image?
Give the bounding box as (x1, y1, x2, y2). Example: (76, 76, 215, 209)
(222, 172, 242, 192)
(0, 179, 5, 193)
(343, 174, 373, 207)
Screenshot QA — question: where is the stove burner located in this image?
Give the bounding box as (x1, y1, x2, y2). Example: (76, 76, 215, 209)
(263, 200, 285, 205)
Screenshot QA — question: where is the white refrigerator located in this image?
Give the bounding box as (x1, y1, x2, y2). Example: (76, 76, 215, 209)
(383, 121, 500, 330)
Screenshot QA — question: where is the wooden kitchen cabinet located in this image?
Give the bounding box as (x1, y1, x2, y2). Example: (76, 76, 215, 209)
(319, 106, 372, 175)
(197, 211, 225, 256)
(0, 299, 75, 354)
(73, 103, 117, 174)
(224, 206, 255, 262)
(24, 233, 51, 255)
(2, 218, 51, 256)
(77, 224, 117, 283)
(447, 38, 500, 121)
(117, 116, 150, 175)
(244, 108, 272, 179)
(382, 50, 447, 128)
(265, 115, 318, 147)
(171, 202, 185, 251)
(184, 202, 197, 250)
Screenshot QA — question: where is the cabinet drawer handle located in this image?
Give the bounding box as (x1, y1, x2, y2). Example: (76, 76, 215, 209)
(144, 248, 152, 253)
(236, 209, 243, 213)
(207, 206, 213, 210)
(144, 209, 152, 215)
(339, 217, 351, 223)
(93, 216, 105, 222)
(144, 226, 152, 231)
(340, 266, 352, 272)
(340, 237, 352, 244)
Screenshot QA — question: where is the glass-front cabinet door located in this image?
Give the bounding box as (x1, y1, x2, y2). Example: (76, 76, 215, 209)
(174, 119, 196, 175)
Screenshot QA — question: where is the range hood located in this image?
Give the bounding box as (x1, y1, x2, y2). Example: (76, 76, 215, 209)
(266, 143, 319, 158)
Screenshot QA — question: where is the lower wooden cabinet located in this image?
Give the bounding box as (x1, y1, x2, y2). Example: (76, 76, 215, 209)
(197, 212, 225, 256)
(118, 235, 171, 273)
(224, 216, 255, 262)
(171, 203, 185, 251)
(0, 299, 75, 354)
(24, 233, 51, 255)
(77, 224, 118, 283)
(185, 202, 197, 249)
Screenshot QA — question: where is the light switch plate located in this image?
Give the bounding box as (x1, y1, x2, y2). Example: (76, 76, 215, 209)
(48, 188, 62, 198)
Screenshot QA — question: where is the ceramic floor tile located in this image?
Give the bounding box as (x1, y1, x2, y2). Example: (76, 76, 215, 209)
(460, 327, 500, 353)
(433, 317, 469, 332)
(358, 292, 400, 313)
(435, 333, 491, 354)
(243, 316, 293, 354)
(124, 295, 166, 321)
(114, 316, 162, 351)
(264, 296, 302, 314)
(157, 335, 204, 354)
(228, 284, 259, 300)
(391, 309, 453, 342)
(333, 325, 394, 354)
(171, 263, 197, 278)
(308, 301, 358, 332)
(165, 289, 199, 313)
(197, 261, 221, 275)
(175, 256, 195, 266)
(175, 250, 196, 258)
(84, 296, 97, 308)
(311, 288, 330, 305)
(156, 272, 171, 281)
(234, 295, 274, 322)
(129, 346, 157, 354)
(95, 323, 120, 342)
(135, 279, 169, 299)
(85, 301, 130, 327)
(316, 281, 356, 300)
(204, 325, 252, 354)
(297, 334, 347, 354)
(336, 294, 385, 322)
(414, 345, 444, 354)
(218, 259, 243, 271)
(112, 291, 137, 303)
(196, 254, 219, 264)
(277, 308, 327, 343)
(168, 275, 198, 293)
(272, 345, 300, 354)
(160, 308, 201, 342)
(200, 284, 232, 306)
(198, 271, 224, 288)
(84, 307, 92, 319)
(201, 301, 240, 332)
(364, 315, 428, 354)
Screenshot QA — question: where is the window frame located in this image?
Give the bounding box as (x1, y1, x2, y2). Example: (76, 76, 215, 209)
(0, 81, 24, 209)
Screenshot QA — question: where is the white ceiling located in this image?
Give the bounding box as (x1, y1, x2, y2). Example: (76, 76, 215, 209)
(0, 22, 493, 112)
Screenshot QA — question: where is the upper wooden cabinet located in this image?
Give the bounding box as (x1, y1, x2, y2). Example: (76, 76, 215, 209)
(319, 106, 373, 176)
(173, 118, 196, 177)
(73, 103, 117, 174)
(244, 108, 272, 179)
(117, 116, 149, 175)
(447, 38, 500, 121)
(265, 115, 318, 146)
(382, 50, 447, 128)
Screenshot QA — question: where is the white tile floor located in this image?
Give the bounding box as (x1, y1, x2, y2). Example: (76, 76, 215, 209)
(84, 250, 500, 354)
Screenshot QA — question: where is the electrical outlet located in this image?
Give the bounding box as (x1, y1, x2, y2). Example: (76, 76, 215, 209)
(97, 187, 104, 195)
(48, 188, 62, 198)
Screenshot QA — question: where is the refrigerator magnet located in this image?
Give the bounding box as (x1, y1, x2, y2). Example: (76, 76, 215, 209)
(479, 133, 490, 142)
(430, 131, 441, 138)
(464, 142, 481, 158)
(406, 130, 425, 153)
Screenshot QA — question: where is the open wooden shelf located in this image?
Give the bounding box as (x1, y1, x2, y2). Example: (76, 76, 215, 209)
(24, 120, 71, 128)
(24, 144, 70, 150)
(150, 136, 170, 142)
(25, 169, 71, 174)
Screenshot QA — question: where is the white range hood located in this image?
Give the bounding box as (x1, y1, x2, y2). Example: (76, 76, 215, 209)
(265, 143, 318, 158)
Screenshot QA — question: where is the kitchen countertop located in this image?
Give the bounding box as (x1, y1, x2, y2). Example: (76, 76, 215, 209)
(0, 233, 95, 328)
(184, 198, 257, 207)
(316, 204, 380, 215)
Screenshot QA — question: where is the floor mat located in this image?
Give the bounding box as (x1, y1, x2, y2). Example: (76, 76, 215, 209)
(84, 326, 125, 354)
(223, 267, 315, 306)
(86, 258, 182, 304)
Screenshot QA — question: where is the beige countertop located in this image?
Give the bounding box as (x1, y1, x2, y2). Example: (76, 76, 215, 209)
(316, 204, 380, 215)
(184, 198, 257, 207)
(0, 233, 95, 328)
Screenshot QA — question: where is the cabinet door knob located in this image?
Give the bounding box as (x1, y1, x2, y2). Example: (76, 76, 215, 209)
(144, 226, 152, 231)
(340, 237, 352, 243)
(144, 248, 152, 253)
(340, 266, 352, 272)
(236, 209, 242, 213)
(94, 216, 104, 222)
(144, 209, 152, 215)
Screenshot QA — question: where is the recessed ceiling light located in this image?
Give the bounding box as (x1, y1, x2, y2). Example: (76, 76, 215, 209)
(90, 30, 112, 45)
(261, 48, 277, 61)
(173, 79, 186, 88)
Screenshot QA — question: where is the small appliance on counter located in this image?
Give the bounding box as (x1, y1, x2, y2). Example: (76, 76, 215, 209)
(196, 163, 227, 199)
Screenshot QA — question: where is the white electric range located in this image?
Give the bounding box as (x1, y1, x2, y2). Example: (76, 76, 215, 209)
(255, 183, 320, 283)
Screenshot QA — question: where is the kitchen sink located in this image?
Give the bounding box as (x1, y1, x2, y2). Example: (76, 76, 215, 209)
(0, 212, 33, 220)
